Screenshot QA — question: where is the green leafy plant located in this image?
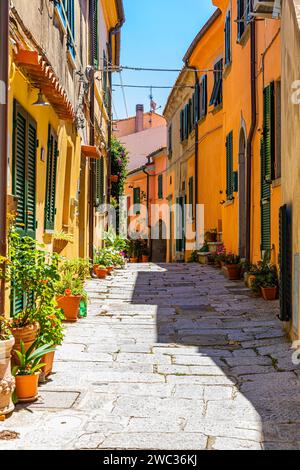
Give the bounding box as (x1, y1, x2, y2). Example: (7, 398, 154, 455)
(55, 272, 88, 302)
(199, 242, 209, 253)
(250, 251, 279, 292)
(94, 247, 125, 268)
(12, 340, 55, 376)
(37, 303, 65, 347)
(188, 250, 199, 263)
(103, 227, 129, 252)
(0, 226, 61, 328)
(60, 258, 91, 282)
(128, 239, 144, 258)
(0, 317, 12, 341)
(224, 253, 241, 265)
(111, 138, 129, 201)
(52, 231, 74, 243)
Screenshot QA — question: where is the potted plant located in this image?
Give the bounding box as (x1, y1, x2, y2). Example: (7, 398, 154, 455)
(12, 340, 55, 403)
(141, 244, 150, 263)
(224, 253, 241, 280)
(55, 272, 85, 322)
(251, 259, 279, 300)
(128, 240, 138, 263)
(95, 265, 108, 279)
(37, 304, 64, 379)
(215, 244, 227, 267)
(198, 242, 210, 264)
(205, 229, 218, 243)
(0, 317, 15, 416)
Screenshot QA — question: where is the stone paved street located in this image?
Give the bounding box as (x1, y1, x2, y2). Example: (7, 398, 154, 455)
(1, 263, 299, 450)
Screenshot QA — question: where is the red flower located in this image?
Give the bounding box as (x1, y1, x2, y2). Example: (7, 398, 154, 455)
(65, 289, 72, 296)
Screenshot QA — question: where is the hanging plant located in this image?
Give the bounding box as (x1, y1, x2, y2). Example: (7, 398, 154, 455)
(111, 138, 129, 201)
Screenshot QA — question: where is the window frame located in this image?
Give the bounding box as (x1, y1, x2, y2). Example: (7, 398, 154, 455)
(209, 59, 223, 108)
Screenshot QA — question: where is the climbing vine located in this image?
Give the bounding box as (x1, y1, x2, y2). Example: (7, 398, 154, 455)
(111, 137, 129, 200)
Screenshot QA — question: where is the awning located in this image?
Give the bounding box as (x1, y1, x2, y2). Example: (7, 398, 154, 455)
(14, 49, 75, 121)
(81, 145, 101, 159)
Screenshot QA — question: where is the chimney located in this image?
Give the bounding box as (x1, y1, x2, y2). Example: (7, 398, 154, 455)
(135, 104, 144, 133)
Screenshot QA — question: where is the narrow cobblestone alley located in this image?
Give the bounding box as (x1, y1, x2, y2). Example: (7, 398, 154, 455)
(1, 264, 299, 450)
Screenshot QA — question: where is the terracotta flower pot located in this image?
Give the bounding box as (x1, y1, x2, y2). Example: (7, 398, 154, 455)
(129, 258, 138, 263)
(93, 264, 99, 274)
(111, 175, 119, 183)
(56, 295, 81, 322)
(0, 337, 15, 416)
(15, 373, 39, 403)
(225, 264, 241, 281)
(142, 255, 149, 263)
(95, 267, 108, 279)
(11, 322, 40, 364)
(106, 266, 114, 275)
(41, 350, 56, 378)
(261, 287, 278, 301)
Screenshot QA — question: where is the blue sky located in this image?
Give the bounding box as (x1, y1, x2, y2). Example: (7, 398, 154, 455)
(112, 0, 216, 120)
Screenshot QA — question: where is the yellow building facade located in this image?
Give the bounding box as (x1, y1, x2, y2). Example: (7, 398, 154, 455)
(7, 0, 124, 315)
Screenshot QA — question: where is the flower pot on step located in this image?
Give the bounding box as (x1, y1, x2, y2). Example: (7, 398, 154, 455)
(142, 255, 149, 263)
(95, 267, 108, 279)
(106, 266, 114, 275)
(56, 295, 81, 322)
(0, 337, 15, 416)
(261, 287, 278, 301)
(15, 373, 39, 403)
(40, 350, 56, 378)
(11, 323, 40, 364)
(129, 258, 138, 263)
(225, 264, 241, 281)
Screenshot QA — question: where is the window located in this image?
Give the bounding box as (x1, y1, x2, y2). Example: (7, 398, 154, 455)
(263, 82, 275, 182)
(237, 0, 252, 41)
(133, 187, 141, 214)
(209, 59, 223, 108)
(226, 131, 234, 200)
(95, 156, 104, 208)
(92, 0, 99, 67)
(55, 0, 76, 59)
(158, 175, 163, 199)
(189, 176, 194, 218)
(224, 11, 231, 66)
(200, 75, 207, 119)
(180, 110, 184, 142)
(168, 124, 172, 156)
(45, 125, 58, 230)
(194, 82, 200, 123)
(274, 80, 281, 179)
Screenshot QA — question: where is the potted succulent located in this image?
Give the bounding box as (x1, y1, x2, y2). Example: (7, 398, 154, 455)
(0, 317, 15, 416)
(95, 265, 108, 279)
(224, 253, 241, 280)
(12, 340, 55, 403)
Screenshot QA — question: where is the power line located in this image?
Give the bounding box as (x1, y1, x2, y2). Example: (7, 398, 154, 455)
(105, 65, 222, 73)
(119, 71, 129, 118)
(112, 84, 195, 90)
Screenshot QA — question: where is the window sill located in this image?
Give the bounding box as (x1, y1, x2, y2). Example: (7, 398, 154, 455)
(237, 25, 250, 47)
(272, 178, 281, 188)
(223, 62, 232, 79)
(224, 198, 234, 207)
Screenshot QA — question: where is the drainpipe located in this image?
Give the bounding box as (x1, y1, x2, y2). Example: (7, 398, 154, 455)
(0, 1, 9, 315)
(246, 20, 257, 262)
(142, 165, 152, 258)
(88, 0, 95, 262)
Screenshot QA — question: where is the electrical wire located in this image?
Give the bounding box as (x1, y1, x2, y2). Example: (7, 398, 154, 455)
(119, 71, 129, 118)
(112, 84, 195, 90)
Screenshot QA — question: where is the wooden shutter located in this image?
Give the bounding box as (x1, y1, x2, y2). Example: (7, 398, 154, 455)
(279, 204, 292, 321)
(168, 125, 172, 155)
(264, 82, 275, 182)
(13, 101, 27, 234)
(133, 187, 140, 204)
(184, 104, 189, 139)
(67, 0, 75, 59)
(189, 176, 194, 218)
(158, 175, 163, 199)
(26, 117, 37, 239)
(195, 82, 200, 123)
(45, 126, 58, 230)
(260, 137, 271, 252)
(237, 0, 245, 40)
(209, 60, 223, 107)
(225, 11, 231, 65)
(95, 156, 104, 207)
(226, 131, 233, 200)
(200, 75, 207, 118)
(180, 110, 184, 141)
(93, 0, 99, 67)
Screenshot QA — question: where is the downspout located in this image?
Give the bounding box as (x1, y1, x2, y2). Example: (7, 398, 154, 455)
(0, 1, 9, 315)
(142, 165, 152, 258)
(246, 19, 257, 262)
(88, 0, 95, 262)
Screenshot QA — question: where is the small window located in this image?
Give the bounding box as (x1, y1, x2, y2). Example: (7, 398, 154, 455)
(226, 131, 234, 200)
(158, 175, 163, 200)
(209, 59, 223, 108)
(66, 0, 76, 59)
(133, 187, 141, 214)
(224, 11, 231, 66)
(168, 124, 172, 156)
(237, 0, 252, 41)
(95, 156, 104, 208)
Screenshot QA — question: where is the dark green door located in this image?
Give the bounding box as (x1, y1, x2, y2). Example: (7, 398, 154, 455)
(176, 196, 186, 254)
(12, 100, 37, 314)
(260, 137, 271, 253)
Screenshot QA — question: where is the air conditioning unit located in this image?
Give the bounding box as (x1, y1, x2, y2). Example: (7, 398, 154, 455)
(252, 0, 281, 19)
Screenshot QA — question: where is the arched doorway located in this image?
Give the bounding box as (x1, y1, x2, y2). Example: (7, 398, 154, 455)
(238, 128, 247, 259)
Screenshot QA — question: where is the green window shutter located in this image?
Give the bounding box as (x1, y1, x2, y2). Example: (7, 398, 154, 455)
(260, 137, 271, 252)
(209, 60, 223, 107)
(168, 125, 172, 155)
(225, 11, 231, 65)
(93, 0, 99, 67)
(158, 175, 163, 199)
(279, 204, 292, 321)
(95, 156, 104, 207)
(226, 131, 233, 200)
(184, 104, 189, 139)
(67, 0, 76, 59)
(133, 187, 140, 204)
(263, 82, 275, 182)
(45, 126, 58, 231)
(180, 110, 184, 141)
(26, 117, 37, 238)
(13, 100, 27, 233)
(189, 176, 194, 218)
(200, 75, 207, 118)
(195, 82, 200, 123)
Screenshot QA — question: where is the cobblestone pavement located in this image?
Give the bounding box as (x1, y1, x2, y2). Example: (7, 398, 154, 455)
(1, 263, 299, 450)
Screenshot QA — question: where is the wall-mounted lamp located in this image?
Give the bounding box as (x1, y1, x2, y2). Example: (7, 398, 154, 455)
(32, 90, 49, 107)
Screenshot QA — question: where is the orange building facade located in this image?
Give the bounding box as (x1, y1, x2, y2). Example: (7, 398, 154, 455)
(165, 0, 281, 266)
